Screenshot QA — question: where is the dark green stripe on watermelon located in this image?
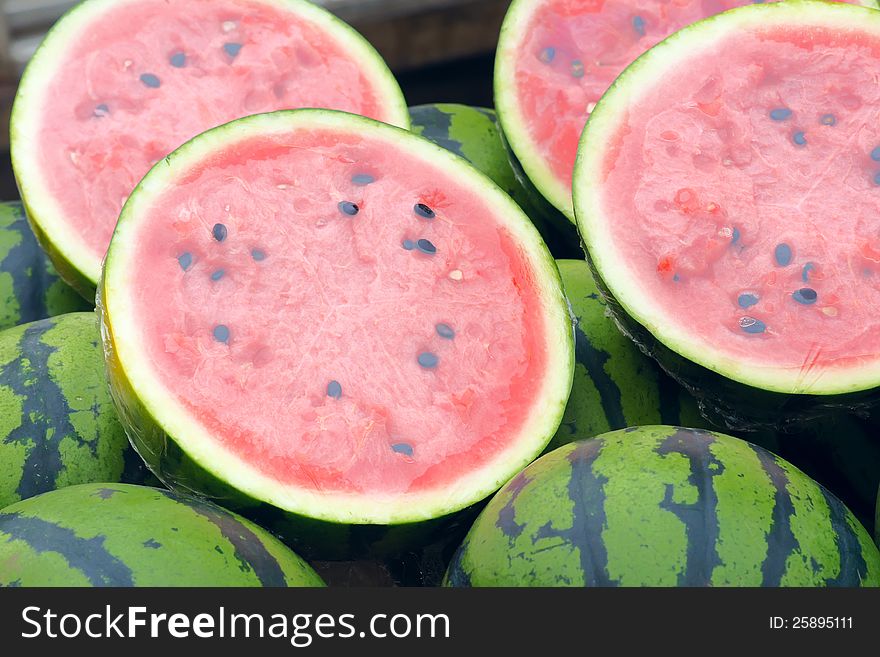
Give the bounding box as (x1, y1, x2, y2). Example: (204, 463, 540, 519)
(548, 260, 715, 453)
(409, 104, 582, 258)
(445, 426, 880, 587)
(0, 313, 154, 509)
(0, 202, 91, 329)
(0, 483, 325, 587)
(0, 510, 133, 586)
(656, 430, 723, 586)
(160, 488, 287, 587)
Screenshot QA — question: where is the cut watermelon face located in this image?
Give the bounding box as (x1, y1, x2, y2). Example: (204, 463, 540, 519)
(495, 0, 876, 221)
(575, 1, 880, 398)
(11, 0, 409, 297)
(100, 110, 573, 531)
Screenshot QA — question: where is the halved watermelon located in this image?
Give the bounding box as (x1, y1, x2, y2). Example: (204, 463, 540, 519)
(99, 109, 574, 557)
(574, 1, 880, 430)
(495, 0, 878, 223)
(11, 0, 409, 299)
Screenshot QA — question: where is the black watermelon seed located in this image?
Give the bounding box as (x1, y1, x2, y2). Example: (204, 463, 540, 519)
(632, 15, 646, 36)
(178, 252, 193, 271)
(774, 243, 792, 267)
(140, 73, 161, 88)
(352, 174, 375, 186)
(211, 269, 225, 282)
(740, 317, 767, 335)
(93, 104, 110, 118)
(414, 203, 435, 220)
(213, 223, 228, 242)
(327, 381, 342, 399)
(391, 443, 414, 458)
(418, 352, 439, 369)
(793, 288, 818, 305)
(213, 325, 230, 343)
(338, 201, 359, 216)
(417, 239, 437, 255)
(802, 262, 815, 282)
(770, 108, 792, 121)
(436, 323, 455, 339)
(538, 47, 555, 64)
(170, 52, 187, 68)
(224, 42, 243, 58)
(251, 248, 267, 261)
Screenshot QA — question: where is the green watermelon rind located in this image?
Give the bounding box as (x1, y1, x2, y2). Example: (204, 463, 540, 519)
(549, 259, 717, 451)
(573, 2, 880, 419)
(444, 425, 880, 587)
(0, 312, 154, 510)
(10, 0, 412, 301)
(0, 202, 92, 326)
(99, 108, 574, 554)
(0, 483, 325, 587)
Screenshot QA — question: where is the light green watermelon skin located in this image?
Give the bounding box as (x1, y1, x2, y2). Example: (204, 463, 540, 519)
(0, 483, 325, 587)
(0, 313, 152, 509)
(445, 426, 880, 587)
(409, 104, 582, 259)
(0, 202, 92, 324)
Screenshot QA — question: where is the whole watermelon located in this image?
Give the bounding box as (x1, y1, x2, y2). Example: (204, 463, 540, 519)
(0, 483, 324, 586)
(446, 426, 880, 587)
(0, 202, 91, 324)
(0, 312, 152, 509)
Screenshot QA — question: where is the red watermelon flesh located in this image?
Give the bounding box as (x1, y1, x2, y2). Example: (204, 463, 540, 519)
(497, 0, 872, 219)
(12, 0, 408, 292)
(575, 2, 880, 394)
(101, 110, 573, 524)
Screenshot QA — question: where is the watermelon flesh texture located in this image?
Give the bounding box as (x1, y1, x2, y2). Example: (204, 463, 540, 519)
(445, 426, 880, 587)
(12, 0, 409, 296)
(497, 0, 875, 220)
(574, 3, 880, 429)
(100, 110, 573, 554)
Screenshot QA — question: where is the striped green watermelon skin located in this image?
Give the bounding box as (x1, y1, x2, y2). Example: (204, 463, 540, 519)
(0, 202, 91, 326)
(0, 483, 324, 587)
(409, 104, 582, 259)
(0, 313, 152, 509)
(445, 426, 880, 587)
(550, 260, 713, 452)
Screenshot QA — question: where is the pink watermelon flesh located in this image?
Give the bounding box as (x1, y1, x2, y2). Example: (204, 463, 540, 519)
(33, 0, 402, 273)
(509, 0, 866, 209)
(596, 23, 880, 375)
(126, 126, 551, 496)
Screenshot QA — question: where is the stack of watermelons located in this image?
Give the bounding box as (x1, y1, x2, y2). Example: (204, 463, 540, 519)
(0, 0, 878, 588)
